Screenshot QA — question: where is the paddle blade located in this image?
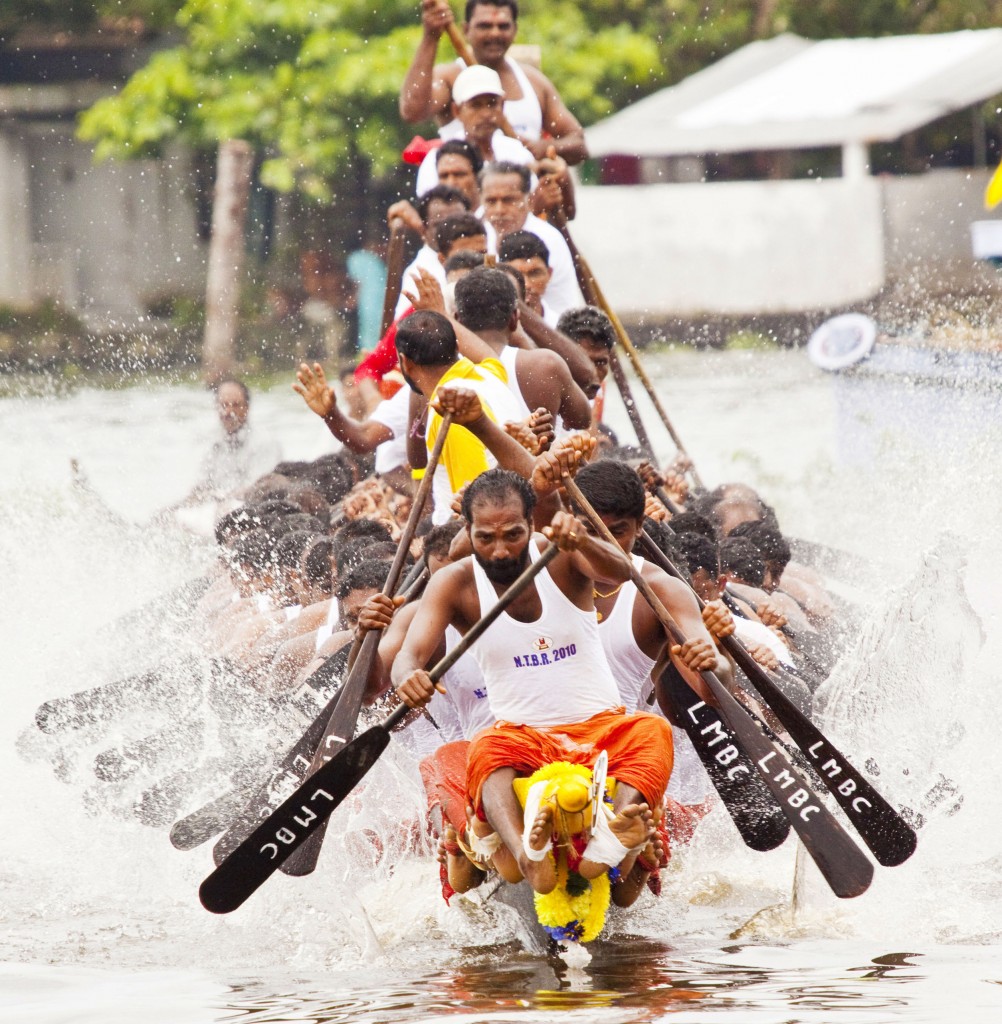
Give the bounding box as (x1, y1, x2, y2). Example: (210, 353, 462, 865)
(170, 785, 256, 852)
(199, 724, 391, 914)
(278, 635, 377, 877)
(657, 667, 791, 852)
(708, 677, 874, 900)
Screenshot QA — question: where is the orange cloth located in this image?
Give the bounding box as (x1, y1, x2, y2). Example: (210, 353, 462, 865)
(466, 708, 673, 815)
(419, 740, 470, 835)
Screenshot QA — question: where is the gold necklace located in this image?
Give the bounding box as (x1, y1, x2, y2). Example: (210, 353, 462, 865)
(593, 582, 624, 621)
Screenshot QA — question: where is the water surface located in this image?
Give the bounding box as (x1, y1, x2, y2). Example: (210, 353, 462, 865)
(2, 349, 1000, 1022)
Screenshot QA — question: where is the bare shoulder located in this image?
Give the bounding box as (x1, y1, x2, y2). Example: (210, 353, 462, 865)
(429, 557, 474, 598)
(520, 346, 565, 376)
(434, 60, 463, 84)
(521, 63, 556, 94)
(642, 560, 696, 603)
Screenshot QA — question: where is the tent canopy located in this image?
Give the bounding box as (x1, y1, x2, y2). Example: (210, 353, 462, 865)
(585, 30, 1002, 158)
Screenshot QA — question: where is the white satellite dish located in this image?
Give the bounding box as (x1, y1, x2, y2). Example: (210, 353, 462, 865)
(807, 313, 877, 371)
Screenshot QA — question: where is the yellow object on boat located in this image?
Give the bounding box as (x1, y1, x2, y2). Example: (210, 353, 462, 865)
(986, 156, 1002, 210)
(513, 760, 618, 943)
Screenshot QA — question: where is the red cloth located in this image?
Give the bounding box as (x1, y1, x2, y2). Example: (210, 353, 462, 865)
(466, 708, 673, 815)
(419, 740, 471, 835)
(403, 135, 442, 165)
(354, 308, 413, 384)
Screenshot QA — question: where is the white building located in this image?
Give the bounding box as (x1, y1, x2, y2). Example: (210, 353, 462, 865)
(0, 43, 210, 328)
(574, 30, 1002, 318)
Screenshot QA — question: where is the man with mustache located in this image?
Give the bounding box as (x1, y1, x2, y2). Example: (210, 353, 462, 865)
(400, 0, 587, 165)
(392, 465, 676, 896)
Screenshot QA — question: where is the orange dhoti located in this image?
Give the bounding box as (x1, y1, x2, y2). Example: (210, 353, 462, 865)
(419, 740, 471, 834)
(466, 707, 674, 816)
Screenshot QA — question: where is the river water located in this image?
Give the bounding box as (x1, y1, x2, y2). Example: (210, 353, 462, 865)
(2, 349, 1001, 1023)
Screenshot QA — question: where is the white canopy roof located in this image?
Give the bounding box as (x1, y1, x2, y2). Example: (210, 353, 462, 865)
(585, 29, 1002, 157)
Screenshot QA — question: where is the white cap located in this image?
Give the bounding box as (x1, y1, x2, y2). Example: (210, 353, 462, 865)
(452, 64, 504, 106)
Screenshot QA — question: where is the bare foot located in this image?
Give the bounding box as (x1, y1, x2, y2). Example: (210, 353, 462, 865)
(440, 823, 485, 894)
(612, 802, 654, 848)
(518, 801, 556, 894)
(580, 803, 655, 880)
(611, 827, 665, 908)
(470, 807, 522, 884)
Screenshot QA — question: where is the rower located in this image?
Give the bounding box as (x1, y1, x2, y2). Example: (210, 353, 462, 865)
(415, 65, 535, 197)
(480, 162, 583, 315)
(399, 0, 588, 164)
(392, 467, 693, 896)
(453, 267, 591, 430)
(390, 310, 529, 523)
(566, 457, 729, 903)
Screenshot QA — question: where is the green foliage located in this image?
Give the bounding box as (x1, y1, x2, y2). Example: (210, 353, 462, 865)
(0, 0, 181, 34)
(74, 0, 1002, 201)
(77, 0, 667, 199)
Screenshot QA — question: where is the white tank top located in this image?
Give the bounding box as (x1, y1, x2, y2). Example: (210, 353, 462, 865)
(313, 597, 341, 653)
(440, 56, 544, 142)
(443, 625, 494, 739)
(499, 345, 532, 420)
(597, 554, 657, 712)
(468, 540, 620, 727)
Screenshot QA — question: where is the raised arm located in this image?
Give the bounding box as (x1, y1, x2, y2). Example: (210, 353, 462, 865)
(542, 349, 592, 430)
(399, 0, 457, 124)
(521, 70, 588, 165)
(293, 362, 393, 454)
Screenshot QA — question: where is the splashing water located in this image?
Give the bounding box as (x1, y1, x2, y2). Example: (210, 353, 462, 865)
(2, 352, 1001, 1021)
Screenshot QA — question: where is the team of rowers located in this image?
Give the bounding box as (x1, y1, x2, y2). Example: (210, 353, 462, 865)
(168, 0, 846, 919)
(195, 308, 839, 911)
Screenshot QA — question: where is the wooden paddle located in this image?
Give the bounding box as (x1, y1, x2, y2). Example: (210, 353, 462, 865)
(562, 476, 874, 898)
(655, 662, 791, 852)
(554, 225, 656, 459)
(558, 226, 704, 489)
(380, 221, 409, 337)
(277, 413, 454, 876)
(638, 532, 917, 868)
(199, 543, 560, 914)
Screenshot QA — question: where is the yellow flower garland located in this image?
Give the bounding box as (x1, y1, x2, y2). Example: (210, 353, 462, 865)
(513, 761, 616, 944)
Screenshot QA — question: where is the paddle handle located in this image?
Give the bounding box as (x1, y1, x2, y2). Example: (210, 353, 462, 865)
(383, 542, 560, 732)
(379, 222, 409, 337)
(559, 224, 704, 489)
(382, 412, 452, 599)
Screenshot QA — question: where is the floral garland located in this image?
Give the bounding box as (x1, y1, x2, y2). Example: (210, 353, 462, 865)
(514, 760, 616, 944)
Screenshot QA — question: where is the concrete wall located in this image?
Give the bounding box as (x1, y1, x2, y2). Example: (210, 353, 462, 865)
(0, 130, 33, 305)
(572, 169, 1001, 318)
(0, 121, 207, 324)
(572, 178, 886, 317)
(881, 167, 1002, 301)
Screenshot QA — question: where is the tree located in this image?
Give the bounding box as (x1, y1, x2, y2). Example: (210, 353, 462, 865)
(77, 0, 663, 201)
(0, 0, 180, 36)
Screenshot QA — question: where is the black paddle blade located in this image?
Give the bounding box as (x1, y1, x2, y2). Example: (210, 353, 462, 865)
(706, 676, 874, 900)
(657, 667, 790, 852)
(277, 636, 376, 878)
(735, 662, 917, 868)
(199, 724, 391, 914)
(170, 785, 256, 851)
